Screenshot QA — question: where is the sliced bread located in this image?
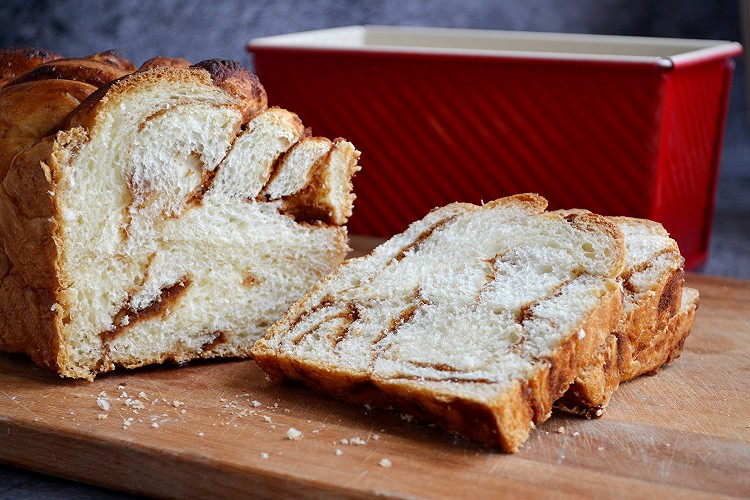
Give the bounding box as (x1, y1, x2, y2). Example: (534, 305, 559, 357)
(555, 215, 691, 417)
(252, 193, 626, 451)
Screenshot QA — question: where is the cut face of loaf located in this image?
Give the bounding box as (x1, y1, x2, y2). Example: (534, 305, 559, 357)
(252, 193, 627, 452)
(555, 215, 691, 418)
(0, 61, 360, 380)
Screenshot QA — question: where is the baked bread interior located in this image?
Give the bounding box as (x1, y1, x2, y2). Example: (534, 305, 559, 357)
(252, 193, 627, 452)
(0, 51, 360, 380)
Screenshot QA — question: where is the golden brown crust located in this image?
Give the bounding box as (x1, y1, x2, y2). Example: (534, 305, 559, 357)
(0, 135, 64, 372)
(0, 80, 96, 179)
(83, 50, 135, 72)
(138, 55, 192, 71)
(191, 59, 268, 122)
(555, 334, 621, 418)
(620, 266, 684, 380)
(0, 47, 61, 86)
(3, 53, 134, 90)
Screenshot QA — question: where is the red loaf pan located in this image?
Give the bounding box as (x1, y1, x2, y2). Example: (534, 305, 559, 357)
(248, 26, 743, 269)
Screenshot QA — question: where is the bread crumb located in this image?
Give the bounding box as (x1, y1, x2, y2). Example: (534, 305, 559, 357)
(372, 434, 380, 441)
(252, 400, 262, 408)
(400, 413, 415, 423)
(350, 437, 366, 446)
(138, 391, 148, 399)
(198, 432, 204, 437)
(573, 431, 580, 437)
(125, 398, 145, 410)
(260, 452, 269, 459)
(595, 409, 603, 417)
(335, 449, 343, 456)
(151, 422, 159, 429)
(556, 426, 565, 434)
(577, 328, 586, 339)
(340, 438, 349, 445)
(287, 427, 303, 441)
(96, 397, 111, 412)
(379, 458, 392, 468)
(97, 414, 108, 420)
(262, 416, 273, 424)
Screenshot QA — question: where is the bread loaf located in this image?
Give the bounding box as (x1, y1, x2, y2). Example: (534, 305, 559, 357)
(252, 193, 626, 452)
(0, 51, 360, 380)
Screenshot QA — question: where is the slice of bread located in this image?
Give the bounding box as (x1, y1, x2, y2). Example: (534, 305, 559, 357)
(252, 193, 626, 452)
(555, 215, 691, 417)
(0, 56, 360, 380)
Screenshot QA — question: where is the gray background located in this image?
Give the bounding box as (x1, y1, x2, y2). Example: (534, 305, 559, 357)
(0, 0, 748, 497)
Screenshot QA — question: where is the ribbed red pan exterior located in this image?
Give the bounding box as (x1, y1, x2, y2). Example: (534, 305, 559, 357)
(251, 48, 737, 269)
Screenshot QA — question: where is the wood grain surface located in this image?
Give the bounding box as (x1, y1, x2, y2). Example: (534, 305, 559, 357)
(1, 238, 749, 498)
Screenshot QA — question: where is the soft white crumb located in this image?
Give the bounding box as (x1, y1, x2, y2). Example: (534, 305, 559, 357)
(379, 458, 392, 468)
(573, 431, 580, 437)
(577, 328, 586, 339)
(252, 400, 262, 408)
(260, 452, 269, 459)
(350, 437, 366, 446)
(96, 397, 111, 412)
(97, 414, 108, 420)
(151, 422, 159, 429)
(335, 449, 343, 456)
(556, 426, 565, 434)
(138, 391, 148, 399)
(372, 434, 379, 441)
(340, 438, 349, 445)
(198, 432, 204, 437)
(287, 427, 303, 441)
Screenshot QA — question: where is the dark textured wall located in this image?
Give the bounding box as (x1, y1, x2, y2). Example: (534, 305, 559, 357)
(0, 0, 742, 66)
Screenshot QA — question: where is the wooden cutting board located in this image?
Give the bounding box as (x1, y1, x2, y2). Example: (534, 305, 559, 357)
(1, 238, 749, 498)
